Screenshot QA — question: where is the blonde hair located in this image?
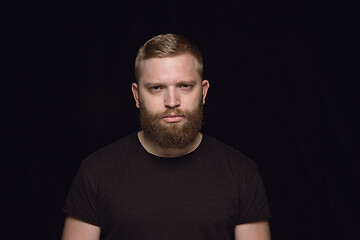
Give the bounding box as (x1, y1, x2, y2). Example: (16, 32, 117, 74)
(135, 33, 203, 81)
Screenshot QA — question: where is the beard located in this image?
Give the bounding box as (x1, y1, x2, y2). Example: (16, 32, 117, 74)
(139, 101, 203, 150)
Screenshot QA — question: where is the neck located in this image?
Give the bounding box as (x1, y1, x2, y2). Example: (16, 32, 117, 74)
(137, 130, 203, 158)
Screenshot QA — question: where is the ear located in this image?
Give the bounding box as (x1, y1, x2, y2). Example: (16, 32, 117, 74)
(201, 80, 210, 105)
(131, 82, 140, 108)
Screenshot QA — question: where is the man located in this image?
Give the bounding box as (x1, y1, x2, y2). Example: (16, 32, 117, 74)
(62, 33, 271, 240)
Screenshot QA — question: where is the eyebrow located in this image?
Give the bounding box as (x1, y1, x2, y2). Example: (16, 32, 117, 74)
(177, 80, 197, 86)
(144, 80, 197, 87)
(144, 82, 164, 88)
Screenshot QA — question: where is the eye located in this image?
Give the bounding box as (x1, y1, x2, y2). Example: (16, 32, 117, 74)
(180, 84, 193, 90)
(149, 86, 162, 92)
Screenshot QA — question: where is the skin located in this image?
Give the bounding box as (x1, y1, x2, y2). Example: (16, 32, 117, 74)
(62, 53, 270, 240)
(132, 54, 209, 157)
(61, 216, 100, 240)
(62, 217, 271, 240)
(235, 220, 271, 240)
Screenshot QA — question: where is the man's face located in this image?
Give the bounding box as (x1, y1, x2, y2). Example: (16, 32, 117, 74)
(132, 54, 210, 149)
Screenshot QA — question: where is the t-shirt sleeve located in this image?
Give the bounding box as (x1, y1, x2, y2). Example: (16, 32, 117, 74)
(63, 159, 100, 226)
(237, 159, 271, 224)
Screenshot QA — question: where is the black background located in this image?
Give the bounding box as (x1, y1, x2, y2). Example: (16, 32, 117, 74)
(3, 0, 359, 239)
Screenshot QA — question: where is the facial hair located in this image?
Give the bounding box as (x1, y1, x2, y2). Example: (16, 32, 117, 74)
(139, 101, 203, 150)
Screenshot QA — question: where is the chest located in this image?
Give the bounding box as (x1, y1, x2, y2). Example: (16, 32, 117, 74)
(98, 157, 238, 239)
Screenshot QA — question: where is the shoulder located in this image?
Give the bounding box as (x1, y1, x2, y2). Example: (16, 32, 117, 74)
(201, 134, 259, 174)
(202, 134, 255, 165)
(80, 132, 140, 171)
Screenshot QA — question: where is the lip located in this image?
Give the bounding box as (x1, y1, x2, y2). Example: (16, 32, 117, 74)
(162, 115, 184, 123)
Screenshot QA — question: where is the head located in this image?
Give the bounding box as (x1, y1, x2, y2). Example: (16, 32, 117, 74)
(132, 33, 209, 150)
(135, 33, 203, 82)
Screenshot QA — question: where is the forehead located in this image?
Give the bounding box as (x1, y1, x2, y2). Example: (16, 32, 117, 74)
(137, 54, 201, 83)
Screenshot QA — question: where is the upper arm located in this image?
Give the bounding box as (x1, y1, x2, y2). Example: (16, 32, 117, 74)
(235, 220, 271, 240)
(62, 216, 101, 240)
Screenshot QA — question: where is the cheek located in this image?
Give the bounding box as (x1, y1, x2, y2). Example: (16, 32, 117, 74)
(182, 95, 203, 110)
(139, 95, 164, 112)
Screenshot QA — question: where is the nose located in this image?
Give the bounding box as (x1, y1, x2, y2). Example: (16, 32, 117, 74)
(164, 87, 180, 108)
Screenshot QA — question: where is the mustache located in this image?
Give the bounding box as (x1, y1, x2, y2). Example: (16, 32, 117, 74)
(160, 108, 187, 117)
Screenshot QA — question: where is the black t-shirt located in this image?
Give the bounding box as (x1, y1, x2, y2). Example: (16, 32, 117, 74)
(63, 132, 271, 239)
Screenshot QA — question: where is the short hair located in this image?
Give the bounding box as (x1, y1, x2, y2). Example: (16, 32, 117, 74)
(135, 33, 203, 81)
